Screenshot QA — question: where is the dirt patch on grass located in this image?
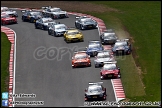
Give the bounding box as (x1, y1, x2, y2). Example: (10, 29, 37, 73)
(1, 1, 119, 13)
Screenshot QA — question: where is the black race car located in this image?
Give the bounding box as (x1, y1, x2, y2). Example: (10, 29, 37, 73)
(100, 29, 118, 45)
(75, 16, 97, 30)
(22, 10, 43, 23)
(84, 82, 107, 101)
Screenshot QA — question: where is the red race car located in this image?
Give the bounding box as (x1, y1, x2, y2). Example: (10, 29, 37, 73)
(100, 61, 121, 80)
(1, 14, 17, 25)
(72, 51, 91, 68)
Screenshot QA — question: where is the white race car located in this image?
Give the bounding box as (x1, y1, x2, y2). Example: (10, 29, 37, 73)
(1, 7, 18, 17)
(42, 6, 68, 19)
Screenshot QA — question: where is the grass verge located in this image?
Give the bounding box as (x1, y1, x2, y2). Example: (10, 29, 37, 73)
(84, 1, 161, 102)
(1, 32, 10, 106)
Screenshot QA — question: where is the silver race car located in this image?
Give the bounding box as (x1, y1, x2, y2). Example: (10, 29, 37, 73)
(1, 7, 18, 17)
(94, 50, 115, 68)
(35, 17, 60, 30)
(84, 82, 107, 101)
(42, 6, 68, 19)
(100, 29, 118, 45)
(75, 16, 98, 30)
(48, 24, 68, 36)
(112, 39, 132, 55)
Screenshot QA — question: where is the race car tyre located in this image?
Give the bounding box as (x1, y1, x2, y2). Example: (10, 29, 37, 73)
(118, 73, 121, 78)
(81, 25, 84, 30)
(2, 22, 5, 25)
(22, 17, 25, 22)
(30, 18, 34, 23)
(95, 64, 99, 68)
(35, 24, 38, 29)
(48, 30, 51, 35)
(53, 31, 56, 37)
(80, 39, 84, 42)
(100, 76, 104, 80)
(75, 23, 78, 28)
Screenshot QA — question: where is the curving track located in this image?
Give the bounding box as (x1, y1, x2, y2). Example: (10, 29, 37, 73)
(5, 10, 116, 107)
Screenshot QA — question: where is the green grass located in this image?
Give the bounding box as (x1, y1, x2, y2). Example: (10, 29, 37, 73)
(1, 32, 10, 106)
(83, 1, 161, 102)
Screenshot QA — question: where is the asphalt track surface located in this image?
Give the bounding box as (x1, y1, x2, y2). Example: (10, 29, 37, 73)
(5, 10, 116, 107)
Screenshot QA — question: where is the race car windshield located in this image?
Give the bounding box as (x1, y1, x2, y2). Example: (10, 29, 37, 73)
(103, 64, 116, 70)
(104, 34, 116, 39)
(114, 42, 127, 47)
(88, 86, 102, 93)
(48, 22, 57, 26)
(31, 12, 42, 16)
(51, 8, 61, 12)
(1, 15, 10, 18)
(75, 54, 87, 59)
(83, 19, 93, 23)
(97, 53, 110, 58)
(67, 32, 79, 35)
(43, 19, 53, 23)
(88, 44, 100, 49)
(55, 26, 67, 30)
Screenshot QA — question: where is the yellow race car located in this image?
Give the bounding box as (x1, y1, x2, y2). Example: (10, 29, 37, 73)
(64, 28, 84, 43)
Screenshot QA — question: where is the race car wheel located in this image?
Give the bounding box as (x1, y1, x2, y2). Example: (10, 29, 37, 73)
(22, 17, 25, 22)
(81, 25, 84, 30)
(100, 76, 104, 80)
(53, 31, 56, 37)
(75, 23, 78, 28)
(30, 18, 34, 23)
(2, 22, 5, 25)
(118, 73, 121, 78)
(95, 64, 99, 68)
(80, 39, 84, 42)
(35, 24, 38, 29)
(48, 30, 51, 35)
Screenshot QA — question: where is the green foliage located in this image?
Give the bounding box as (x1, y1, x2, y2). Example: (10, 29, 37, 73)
(1, 32, 10, 106)
(85, 1, 161, 101)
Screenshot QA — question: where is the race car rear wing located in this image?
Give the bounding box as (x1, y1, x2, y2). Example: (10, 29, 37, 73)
(75, 16, 87, 19)
(89, 82, 103, 85)
(74, 51, 87, 53)
(21, 9, 32, 13)
(116, 38, 129, 42)
(103, 29, 114, 32)
(103, 61, 117, 64)
(41, 6, 52, 9)
(67, 27, 76, 30)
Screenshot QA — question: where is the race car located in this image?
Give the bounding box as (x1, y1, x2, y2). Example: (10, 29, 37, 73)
(100, 29, 118, 45)
(1, 7, 9, 12)
(100, 61, 121, 80)
(103, 45, 114, 55)
(84, 82, 107, 101)
(94, 51, 115, 68)
(21, 10, 43, 23)
(86, 41, 103, 57)
(72, 51, 91, 68)
(75, 16, 97, 30)
(1, 14, 17, 25)
(35, 17, 60, 30)
(48, 24, 68, 36)
(42, 6, 68, 19)
(112, 39, 132, 55)
(64, 28, 84, 43)
(1, 7, 18, 17)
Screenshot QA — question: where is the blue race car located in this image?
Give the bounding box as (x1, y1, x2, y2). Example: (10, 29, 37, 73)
(112, 39, 132, 55)
(86, 41, 103, 57)
(21, 10, 43, 23)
